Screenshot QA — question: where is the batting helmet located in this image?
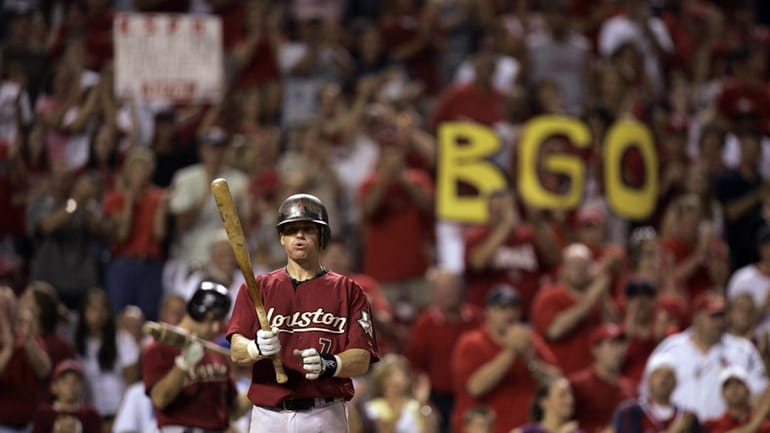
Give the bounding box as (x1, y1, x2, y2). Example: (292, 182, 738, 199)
(276, 193, 331, 248)
(187, 281, 231, 322)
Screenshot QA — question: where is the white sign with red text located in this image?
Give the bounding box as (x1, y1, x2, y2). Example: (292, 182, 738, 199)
(114, 13, 223, 102)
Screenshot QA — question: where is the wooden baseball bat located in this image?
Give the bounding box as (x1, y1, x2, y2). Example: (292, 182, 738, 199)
(143, 321, 230, 357)
(210, 177, 288, 384)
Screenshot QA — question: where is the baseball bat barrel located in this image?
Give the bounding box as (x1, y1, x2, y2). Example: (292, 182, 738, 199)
(210, 178, 288, 384)
(142, 321, 231, 357)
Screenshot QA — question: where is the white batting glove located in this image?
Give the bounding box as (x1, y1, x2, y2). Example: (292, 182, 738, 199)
(175, 340, 204, 371)
(248, 327, 281, 359)
(293, 348, 323, 380)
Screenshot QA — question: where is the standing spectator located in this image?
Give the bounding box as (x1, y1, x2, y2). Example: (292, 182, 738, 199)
(452, 285, 558, 433)
(513, 377, 583, 433)
(621, 279, 668, 388)
(26, 167, 104, 310)
(726, 224, 770, 336)
(18, 281, 76, 401)
(166, 127, 248, 273)
(649, 292, 768, 420)
(358, 133, 434, 317)
(523, 0, 591, 116)
(661, 194, 729, 303)
(103, 148, 167, 321)
(715, 130, 766, 272)
(532, 243, 617, 375)
(0, 285, 52, 433)
(32, 360, 103, 433)
(363, 353, 438, 433)
(463, 189, 559, 316)
(569, 324, 635, 433)
(612, 353, 700, 433)
(704, 366, 770, 433)
(405, 267, 483, 433)
(74, 289, 136, 430)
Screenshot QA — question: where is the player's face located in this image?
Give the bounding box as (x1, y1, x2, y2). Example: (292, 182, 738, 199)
(280, 222, 321, 262)
(194, 317, 223, 340)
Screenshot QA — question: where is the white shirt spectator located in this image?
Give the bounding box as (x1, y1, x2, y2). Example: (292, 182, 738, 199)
(78, 336, 138, 416)
(727, 264, 770, 334)
(112, 382, 159, 433)
(598, 13, 673, 95)
(649, 329, 767, 420)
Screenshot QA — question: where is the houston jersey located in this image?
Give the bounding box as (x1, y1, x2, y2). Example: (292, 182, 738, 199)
(226, 269, 379, 406)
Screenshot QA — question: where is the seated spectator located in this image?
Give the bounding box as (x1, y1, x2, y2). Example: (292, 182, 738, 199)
(452, 285, 558, 433)
(704, 366, 770, 433)
(613, 353, 700, 433)
(32, 360, 102, 433)
(569, 324, 635, 433)
(0, 285, 52, 433)
(461, 405, 495, 433)
(363, 353, 438, 433)
(649, 292, 768, 420)
(532, 243, 617, 375)
(513, 376, 584, 433)
(405, 267, 484, 433)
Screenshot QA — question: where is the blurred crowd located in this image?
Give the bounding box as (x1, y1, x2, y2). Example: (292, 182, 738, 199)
(2, 0, 770, 433)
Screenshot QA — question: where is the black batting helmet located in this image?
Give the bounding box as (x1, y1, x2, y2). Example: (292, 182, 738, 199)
(276, 193, 331, 248)
(187, 281, 231, 322)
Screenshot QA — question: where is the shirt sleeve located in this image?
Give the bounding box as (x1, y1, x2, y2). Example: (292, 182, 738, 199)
(226, 283, 259, 342)
(112, 388, 139, 433)
(142, 344, 176, 395)
(345, 281, 380, 361)
(532, 289, 564, 339)
(451, 333, 485, 393)
(745, 342, 769, 395)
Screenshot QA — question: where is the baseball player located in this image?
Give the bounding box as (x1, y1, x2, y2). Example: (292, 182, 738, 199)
(142, 281, 251, 433)
(227, 193, 379, 433)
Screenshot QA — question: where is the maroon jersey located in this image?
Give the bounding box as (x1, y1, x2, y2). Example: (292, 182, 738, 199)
(226, 269, 379, 407)
(142, 342, 237, 430)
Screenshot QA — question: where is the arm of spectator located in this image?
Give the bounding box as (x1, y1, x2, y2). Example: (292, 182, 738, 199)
(230, 393, 254, 422)
(406, 126, 436, 170)
(528, 208, 562, 268)
(467, 324, 530, 398)
(64, 85, 101, 133)
(671, 224, 713, 283)
(468, 211, 515, 272)
(0, 311, 13, 374)
(19, 314, 51, 379)
(399, 173, 433, 214)
(391, 19, 432, 62)
(113, 192, 135, 243)
(546, 272, 609, 340)
(153, 192, 168, 241)
(721, 189, 763, 222)
(38, 202, 77, 234)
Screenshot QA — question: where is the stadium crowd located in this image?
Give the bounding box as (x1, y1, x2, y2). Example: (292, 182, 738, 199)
(2, 0, 770, 432)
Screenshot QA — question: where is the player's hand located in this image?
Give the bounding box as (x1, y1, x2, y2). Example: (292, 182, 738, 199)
(255, 326, 281, 358)
(293, 348, 323, 380)
(175, 340, 204, 371)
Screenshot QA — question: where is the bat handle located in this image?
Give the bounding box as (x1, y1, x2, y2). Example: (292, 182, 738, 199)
(272, 357, 288, 383)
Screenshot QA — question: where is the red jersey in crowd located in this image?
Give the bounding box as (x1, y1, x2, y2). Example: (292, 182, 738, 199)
(452, 325, 557, 433)
(358, 169, 434, 283)
(661, 235, 727, 303)
(0, 343, 41, 426)
(405, 304, 484, 394)
(705, 411, 770, 433)
(463, 224, 544, 318)
(226, 269, 379, 407)
(570, 368, 636, 433)
(532, 284, 603, 375)
(103, 187, 166, 259)
(142, 342, 237, 430)
(429, 82, 505, 131)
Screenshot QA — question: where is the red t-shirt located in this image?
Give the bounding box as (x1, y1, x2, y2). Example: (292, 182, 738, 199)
(142, 342, 236, 430)
(103, 187, 166, 259)
(463, 224, 544, 318)
(0, 343, 39, 426)
(622, 332, 659, 390)
(716, 78, 770, 126)
(235, 37, 281, 88)
(429, 83, 505, 131)
(32, 404, 102, 433)
(569, 368, 636, 433)
(405, 305, 484, 394)
(660, 236, 726, 303)
(532, 284, 602, 375)
(226, 269, 380, 407)
(358, 170, 434, 282)
(705, 411, 770, 433)
(452, 326, 557, 433)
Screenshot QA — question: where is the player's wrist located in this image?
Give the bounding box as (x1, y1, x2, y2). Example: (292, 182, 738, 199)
(174, 354, 192, 371)
(319, 353, 341, 378)
(247, 339, 260, 360)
